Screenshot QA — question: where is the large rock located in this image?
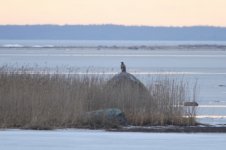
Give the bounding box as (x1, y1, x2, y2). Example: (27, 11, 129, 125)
(85, 108, 127, 128)
(105, 72, 150, 102)
(107, 72, 148, 91)
(104, 72, 151, 119)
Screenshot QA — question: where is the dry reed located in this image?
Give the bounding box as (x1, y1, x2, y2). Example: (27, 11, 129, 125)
(0, 66, 196, 129)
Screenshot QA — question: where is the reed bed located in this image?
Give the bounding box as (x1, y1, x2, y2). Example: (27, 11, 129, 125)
(0, 66, 196, 129)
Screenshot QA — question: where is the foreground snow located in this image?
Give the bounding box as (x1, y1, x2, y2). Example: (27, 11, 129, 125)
(0, 129, 225, 150)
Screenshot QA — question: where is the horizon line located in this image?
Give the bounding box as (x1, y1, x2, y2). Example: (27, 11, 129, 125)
(1, 24, 226, 28)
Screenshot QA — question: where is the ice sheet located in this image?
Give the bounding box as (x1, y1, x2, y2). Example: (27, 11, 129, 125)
(0, 129, 225, 150)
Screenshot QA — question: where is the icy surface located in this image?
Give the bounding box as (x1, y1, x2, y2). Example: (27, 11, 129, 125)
(0, 129, 225, 150)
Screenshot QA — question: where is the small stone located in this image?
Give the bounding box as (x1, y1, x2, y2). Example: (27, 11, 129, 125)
(184, 101, 199, 107)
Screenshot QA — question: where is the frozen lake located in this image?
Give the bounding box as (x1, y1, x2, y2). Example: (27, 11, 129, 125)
(0, 40, 226, 125)
(0, 129, 225, 150)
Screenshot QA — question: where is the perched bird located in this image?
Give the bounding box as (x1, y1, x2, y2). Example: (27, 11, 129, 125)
(121, 62, 126, 72)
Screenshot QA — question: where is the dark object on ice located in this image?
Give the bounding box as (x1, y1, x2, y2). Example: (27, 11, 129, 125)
(85, 108, 127, 128)
(218, 84, 226, 87)
(121, 62, 126, 72)
(184, 101, 199, 107)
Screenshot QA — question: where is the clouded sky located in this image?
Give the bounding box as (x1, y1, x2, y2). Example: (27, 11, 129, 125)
(0, 0, 226, 26)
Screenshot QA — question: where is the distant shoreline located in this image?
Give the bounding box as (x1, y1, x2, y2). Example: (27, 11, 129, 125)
(1, 44, 226, 51)
(1, 25, 226, 40)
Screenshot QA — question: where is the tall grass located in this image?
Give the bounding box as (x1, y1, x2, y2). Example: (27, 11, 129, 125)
(0, 66, 196, 129)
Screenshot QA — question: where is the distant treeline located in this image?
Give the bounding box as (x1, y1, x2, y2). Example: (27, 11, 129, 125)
(1, 25, 226, 40)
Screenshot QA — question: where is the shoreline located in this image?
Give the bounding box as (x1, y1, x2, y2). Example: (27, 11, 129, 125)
(109, 125, 226, 133)
(1, 124, 226, 133)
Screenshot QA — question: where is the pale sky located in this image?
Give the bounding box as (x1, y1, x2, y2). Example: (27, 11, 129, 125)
(0, 0, 226, 26)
